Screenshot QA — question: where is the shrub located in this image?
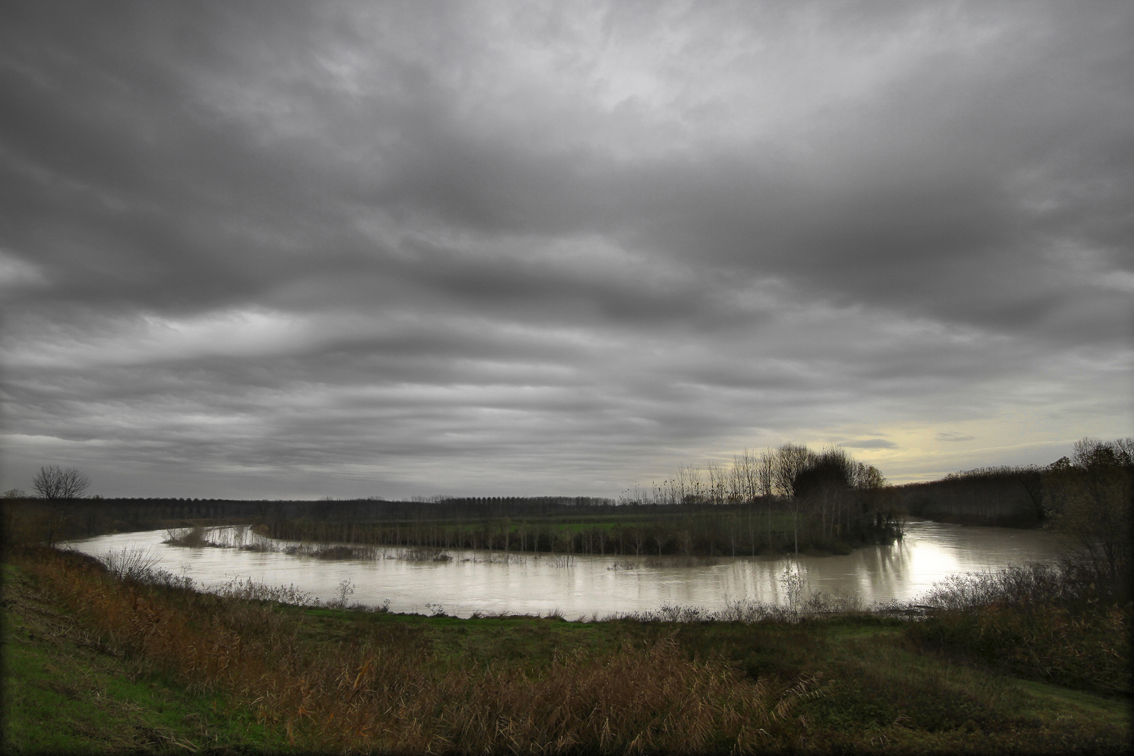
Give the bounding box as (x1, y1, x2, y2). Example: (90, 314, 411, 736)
(907, 560, 1131, 696)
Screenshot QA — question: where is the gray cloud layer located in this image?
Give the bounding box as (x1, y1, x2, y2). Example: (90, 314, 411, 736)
(2, 1, 1131, 497)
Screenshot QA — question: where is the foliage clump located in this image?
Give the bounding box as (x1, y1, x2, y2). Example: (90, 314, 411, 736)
(1042, 437, 1132, 591)
(907, 560, 1131, 697)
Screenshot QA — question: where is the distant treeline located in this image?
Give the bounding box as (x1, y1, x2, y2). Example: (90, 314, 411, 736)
(893, 438, 1132, 531)
(0, 496, 612, 547)
(11, 438, 1126, 561)
(0, 495, 651, 548)
(895, 466, 1046, 526)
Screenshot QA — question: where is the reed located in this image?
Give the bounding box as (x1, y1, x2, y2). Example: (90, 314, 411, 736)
(165, 526, 468, 563)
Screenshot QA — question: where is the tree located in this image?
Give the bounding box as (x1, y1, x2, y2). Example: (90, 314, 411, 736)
(853, 463, 887, 491)
(757, 448, 776, 551)
(1043, 438, 1133, 586)
(773, 444, 813, 499)
(775, 444, 815, 553)
(32, 465, 92, 499)
(793, 447, 855, 544)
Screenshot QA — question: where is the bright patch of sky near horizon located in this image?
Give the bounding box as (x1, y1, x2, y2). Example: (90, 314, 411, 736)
(1, 1, 1131, 499)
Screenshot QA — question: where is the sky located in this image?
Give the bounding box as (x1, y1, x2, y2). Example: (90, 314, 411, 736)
(1, 1, 1131, 500)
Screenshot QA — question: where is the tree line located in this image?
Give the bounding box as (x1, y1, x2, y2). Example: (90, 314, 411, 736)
(896, 465, 1046, 525)
(9, 437, 1126, 566)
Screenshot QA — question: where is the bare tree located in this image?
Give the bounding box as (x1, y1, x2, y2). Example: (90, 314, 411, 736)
(33, 465, 92, 499)
(773, 444, 813, 499)
(756, 449, 775, 499)
(757, 448, 776, 550)
(1115, 437, 1134, 464)
(706, 460, 727, 505)
(732, 451, 756, 554)
(674, 464, 703, 504)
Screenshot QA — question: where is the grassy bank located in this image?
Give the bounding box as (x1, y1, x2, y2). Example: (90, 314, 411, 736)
(1, 559, 288, 753)
(3, 546, 1130, 754)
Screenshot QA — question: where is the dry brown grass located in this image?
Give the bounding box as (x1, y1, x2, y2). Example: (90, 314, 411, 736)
(17, 546, 820, 754)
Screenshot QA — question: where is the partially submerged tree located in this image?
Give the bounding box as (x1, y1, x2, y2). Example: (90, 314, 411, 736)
(32, 465, 92, 499)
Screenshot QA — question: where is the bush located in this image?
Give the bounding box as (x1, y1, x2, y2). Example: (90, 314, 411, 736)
(907, 560, 1131, 696)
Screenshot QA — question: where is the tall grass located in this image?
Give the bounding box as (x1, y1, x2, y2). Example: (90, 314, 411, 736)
(213, 575, 316, 607)
(16, 546, 821, 753)
(97, 546, 194, 590)
(614, 587, 865, 625)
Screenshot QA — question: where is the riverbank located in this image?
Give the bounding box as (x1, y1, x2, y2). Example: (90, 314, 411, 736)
(4, 546, 1129, 754)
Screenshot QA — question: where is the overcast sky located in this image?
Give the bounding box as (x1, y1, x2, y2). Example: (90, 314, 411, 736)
(1, 1, 1131, 500)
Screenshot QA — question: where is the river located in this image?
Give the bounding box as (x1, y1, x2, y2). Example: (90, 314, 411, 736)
(61, 520, 1070, 619)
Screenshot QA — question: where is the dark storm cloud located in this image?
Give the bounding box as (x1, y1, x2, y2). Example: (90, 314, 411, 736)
(2, 0, 1131, 497)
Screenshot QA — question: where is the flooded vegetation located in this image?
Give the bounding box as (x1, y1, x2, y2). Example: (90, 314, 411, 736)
(163, 526, 454, 562)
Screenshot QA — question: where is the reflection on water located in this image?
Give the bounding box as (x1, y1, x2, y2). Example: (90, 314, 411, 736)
(62, 521, 1070, 619)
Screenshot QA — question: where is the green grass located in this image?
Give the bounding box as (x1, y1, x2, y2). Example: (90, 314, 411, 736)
(1, 563, 290, 754)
